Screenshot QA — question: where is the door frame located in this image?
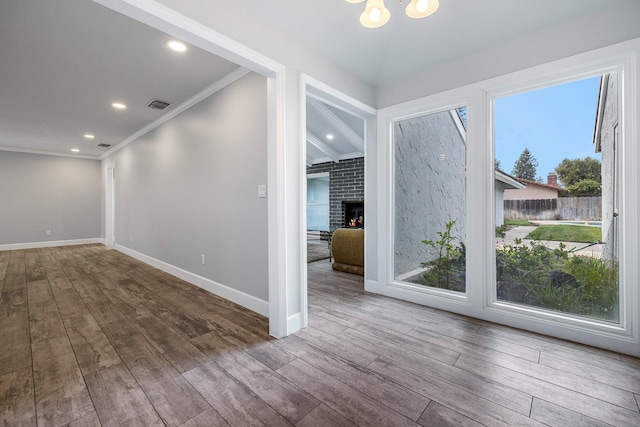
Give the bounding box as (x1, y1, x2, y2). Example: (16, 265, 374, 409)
(300, 74, 377, 328)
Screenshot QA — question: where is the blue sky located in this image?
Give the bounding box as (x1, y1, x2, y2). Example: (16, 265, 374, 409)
(494, 76, 601, 185)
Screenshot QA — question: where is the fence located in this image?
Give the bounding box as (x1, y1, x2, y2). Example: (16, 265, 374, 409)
(504, 196, 602, 221)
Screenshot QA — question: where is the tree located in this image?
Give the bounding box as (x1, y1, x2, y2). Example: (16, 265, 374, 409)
(567, 179, 601, 196)
(495, 159, 502, 171)
(555, 157, 601, 187)
(511, 148, 538, 180)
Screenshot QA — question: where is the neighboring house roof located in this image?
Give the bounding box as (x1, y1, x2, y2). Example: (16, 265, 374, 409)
(513, 177, 568, 194)
(495, 170, 526, 189)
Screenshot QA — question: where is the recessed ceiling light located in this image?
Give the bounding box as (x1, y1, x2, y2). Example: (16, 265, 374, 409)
(167, 40, 187, 52)
(112, 102, 127, 110)
(84, 134, 95, 139)
(326, 134, 335, 140)
(71, 148, 80, 153)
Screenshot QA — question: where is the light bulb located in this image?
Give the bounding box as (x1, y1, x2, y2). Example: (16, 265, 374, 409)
(369, 7, 381, 22)
(167, 40, 187, 52)
(406, 0, 439, 19)
(416, 0, 429, 13)
(360, 0, 390, 28)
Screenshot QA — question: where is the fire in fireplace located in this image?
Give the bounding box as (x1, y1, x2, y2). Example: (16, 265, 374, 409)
(343, 201, 364, 228)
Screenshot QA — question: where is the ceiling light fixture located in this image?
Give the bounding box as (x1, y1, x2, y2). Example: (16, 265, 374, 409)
(71, 148, 80, 153)
(167, 40, 187, 52)
(111, 102, 127, 110)
(326, 134, 335, 140)
(84, 134, 95, 139)
(346, 0, 439, 28)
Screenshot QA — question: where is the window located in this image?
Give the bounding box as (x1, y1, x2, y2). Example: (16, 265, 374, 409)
(493, 75, 620, 324)
(307, 173, 330, 232)
(393, 107, 467, 294)
(377, 41, 638, 354)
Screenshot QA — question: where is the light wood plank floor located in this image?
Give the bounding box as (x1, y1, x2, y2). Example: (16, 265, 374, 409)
(1, 245, 639, 426)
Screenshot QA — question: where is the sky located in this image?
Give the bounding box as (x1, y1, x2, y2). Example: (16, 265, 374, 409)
(494, 75, 601, 186)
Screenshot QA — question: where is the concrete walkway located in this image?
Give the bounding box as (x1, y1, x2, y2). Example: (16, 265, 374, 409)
(498, 226, 604, 258)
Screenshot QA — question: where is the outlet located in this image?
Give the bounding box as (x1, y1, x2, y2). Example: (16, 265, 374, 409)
(201, 254, 205, 265)
(46, 230, 52, 236)
(258, 184, 266, 198)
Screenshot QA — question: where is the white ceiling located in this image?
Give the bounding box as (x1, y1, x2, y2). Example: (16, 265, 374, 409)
(306, 97, 365, 165)
(235, 0, 617, 86)
(0, 0, 239, 158)
(0, 0, 624, 160)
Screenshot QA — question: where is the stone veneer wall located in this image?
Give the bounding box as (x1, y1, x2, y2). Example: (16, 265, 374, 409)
(306, 157, 364, 229)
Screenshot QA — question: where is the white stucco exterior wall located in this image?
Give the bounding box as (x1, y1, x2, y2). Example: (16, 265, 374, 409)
(599, 73, 619, 260)
(394, 110, 466, 278)
(495, 181, 508, 227)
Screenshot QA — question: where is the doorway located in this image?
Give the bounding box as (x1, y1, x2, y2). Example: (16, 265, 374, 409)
(301, 76, 376, 328)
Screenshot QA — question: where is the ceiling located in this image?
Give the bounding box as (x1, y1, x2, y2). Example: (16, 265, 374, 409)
(0, 0, 624, 160)
(0, 0, 239, 158)
(235, 0, 618, 86)
(306, 96, 365, 165)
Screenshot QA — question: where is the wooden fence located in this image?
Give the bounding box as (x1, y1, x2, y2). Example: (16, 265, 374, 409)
(504, 196, 602, 221)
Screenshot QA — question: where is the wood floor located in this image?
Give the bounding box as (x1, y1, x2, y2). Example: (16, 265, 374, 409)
(1, 245, 640, 426)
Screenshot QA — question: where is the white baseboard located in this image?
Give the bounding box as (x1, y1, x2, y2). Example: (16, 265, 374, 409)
(287, 312, 303, 333)
(0, 238, 103, 251)
(115, 244, 269, 317)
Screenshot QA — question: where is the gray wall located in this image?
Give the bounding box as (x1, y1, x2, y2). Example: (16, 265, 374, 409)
(102, 72, 269, 301)
(0, 151, 101, 244)
(306, 157, 365, 229)
(394, 111, 466, 277)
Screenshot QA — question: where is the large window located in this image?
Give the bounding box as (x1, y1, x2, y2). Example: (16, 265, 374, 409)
(393, 107, 467, 293)
(493, 74, 620, 324)
(378, 42, 638, 355)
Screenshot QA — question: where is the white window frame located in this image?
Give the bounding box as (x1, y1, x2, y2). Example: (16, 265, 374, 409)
(388, 103, 471, 304)
(376, 38, 639, 356)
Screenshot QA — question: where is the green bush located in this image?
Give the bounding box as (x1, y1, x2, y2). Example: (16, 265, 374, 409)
(497, 240, 618, 322)
(420, 220, 465, 292)
(567, 178, 601, 196)
(420, 223, 618, 322)
(495, 224, 507, 238)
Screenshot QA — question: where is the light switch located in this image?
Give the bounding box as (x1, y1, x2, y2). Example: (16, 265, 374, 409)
(258, 184, 267, 198)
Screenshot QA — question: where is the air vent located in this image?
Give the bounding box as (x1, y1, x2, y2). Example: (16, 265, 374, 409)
(146, 99, 172, 110)
(97, 143, 111, 148)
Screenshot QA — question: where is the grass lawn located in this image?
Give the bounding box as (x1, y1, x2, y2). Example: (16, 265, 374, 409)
(526, 225, 602, 243)
(505, 219, 534, 227)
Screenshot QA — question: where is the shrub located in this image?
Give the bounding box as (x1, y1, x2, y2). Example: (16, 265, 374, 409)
(421, 220, 465, 291)
(567, 179, 602, 196)
(496, 240, 618, 321)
